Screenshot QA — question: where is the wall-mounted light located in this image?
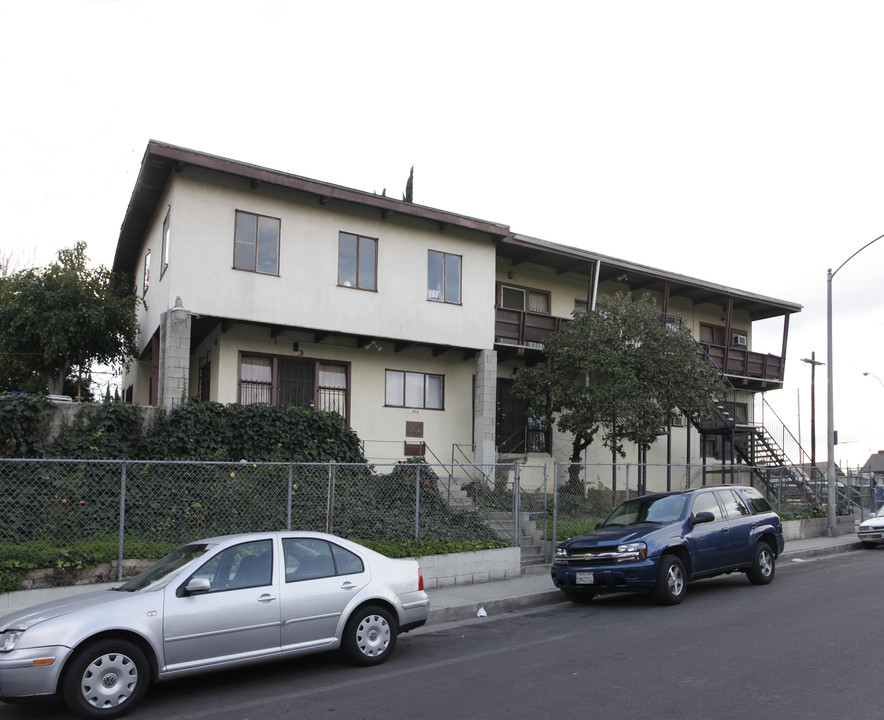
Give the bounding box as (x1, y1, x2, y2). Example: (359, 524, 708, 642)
(171, 296, 187, 324)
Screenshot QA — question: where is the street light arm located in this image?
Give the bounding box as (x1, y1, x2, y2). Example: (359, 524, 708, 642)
(832, 233, 884, 278)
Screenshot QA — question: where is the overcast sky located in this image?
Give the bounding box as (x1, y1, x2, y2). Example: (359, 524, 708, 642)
(2, 0, 882, 467)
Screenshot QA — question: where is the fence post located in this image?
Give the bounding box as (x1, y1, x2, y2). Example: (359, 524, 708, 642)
(117, 462, 127, 582)
(326, 461, 335, 534)
(513, 462, 521, 547)
(552, 463, 559, 553)
(415, 465, 421, 541)
(287, 464, 293, 531)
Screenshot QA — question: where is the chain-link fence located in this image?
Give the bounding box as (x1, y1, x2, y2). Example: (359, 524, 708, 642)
(2, 457, 868, 583)
(0, 459, 551, 580)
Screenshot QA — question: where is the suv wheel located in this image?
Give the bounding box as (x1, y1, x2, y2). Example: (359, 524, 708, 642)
(653, 555, 686, 605)
(747, 541, 775, 585)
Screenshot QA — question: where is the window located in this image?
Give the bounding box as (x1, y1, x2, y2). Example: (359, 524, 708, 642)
(142, 250, 150, 296)
(283, 538, 364, 582)
(189, 540, 273, 592)
(385, 370, 444, 409)
(234, 210, 280, 274)
(719, 489, 751, 518)
(742, 486, 773, 513)
(499, 284, 550, 314)
(161, 206, 170, 278)
(699, 323, 726, 346)
(574, 299, 588, 315)
(239, 354, 349, 421)
(427, 250, 461, 303)
(691, 492, 723, 521)
(240, 356, 272, 404)
(338, 232, 377, 290)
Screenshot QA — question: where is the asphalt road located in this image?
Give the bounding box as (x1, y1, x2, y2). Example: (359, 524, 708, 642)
(3, 549, 882, 720)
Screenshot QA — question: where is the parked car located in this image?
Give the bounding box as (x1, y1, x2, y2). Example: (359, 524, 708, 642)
(857, 505, 884, 547)
(0, 532, 429, 718)
(551, 485, 784, 605)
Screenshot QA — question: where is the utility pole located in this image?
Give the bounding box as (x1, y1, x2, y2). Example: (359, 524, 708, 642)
(801, 352, 824, 475)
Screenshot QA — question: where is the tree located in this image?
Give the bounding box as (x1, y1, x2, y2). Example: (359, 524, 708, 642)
(0, 243, 141, 397)
(512, 293, 725, 465)
(402, 165, 414, 203)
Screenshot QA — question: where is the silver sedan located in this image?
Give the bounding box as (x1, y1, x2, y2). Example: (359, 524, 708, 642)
(0, 532, 429, 718)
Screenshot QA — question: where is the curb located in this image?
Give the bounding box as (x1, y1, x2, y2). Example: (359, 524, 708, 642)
(423, 539, 864, 626)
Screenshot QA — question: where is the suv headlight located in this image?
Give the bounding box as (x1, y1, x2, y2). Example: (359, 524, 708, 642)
(0, 630, 23, 652)
(555, 547, 568, 558)
(616, 542, 647, 561)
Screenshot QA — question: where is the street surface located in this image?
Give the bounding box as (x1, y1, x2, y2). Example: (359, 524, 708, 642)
(2, 549, 881, 720)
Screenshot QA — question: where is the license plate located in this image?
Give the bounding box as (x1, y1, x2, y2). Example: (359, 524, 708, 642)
(576, 572, 595, 585)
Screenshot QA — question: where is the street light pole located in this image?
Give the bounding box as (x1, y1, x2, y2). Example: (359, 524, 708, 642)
(827, 233, 884, 536)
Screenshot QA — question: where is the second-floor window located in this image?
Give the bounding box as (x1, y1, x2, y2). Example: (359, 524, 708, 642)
(142, 250, 150, 296)
(427, 250, 461, 304)
(499, 284, 550, 313)
(338, 232, 377, 290)
(234, 210, 280, 275)
(161, 207, 170, 278)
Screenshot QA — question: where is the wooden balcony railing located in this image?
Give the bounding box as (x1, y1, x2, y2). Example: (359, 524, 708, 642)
(494, 307, 785, 386)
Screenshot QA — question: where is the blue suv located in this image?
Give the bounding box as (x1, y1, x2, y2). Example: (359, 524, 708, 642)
(550, 485, 784, 605)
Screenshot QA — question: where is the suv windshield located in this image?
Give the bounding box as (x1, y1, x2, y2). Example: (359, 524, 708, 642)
(116, 543, 215, 592)
(604, 494, 688, 526)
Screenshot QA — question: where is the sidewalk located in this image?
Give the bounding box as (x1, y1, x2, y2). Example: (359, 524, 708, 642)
(0, 535, 864, 620)
(423, 534, 863, 626)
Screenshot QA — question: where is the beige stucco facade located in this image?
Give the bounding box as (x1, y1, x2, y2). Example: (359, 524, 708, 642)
(117, 141, 801, 480)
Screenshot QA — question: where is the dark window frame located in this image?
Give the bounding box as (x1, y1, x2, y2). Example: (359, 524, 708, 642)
(233, 209, 281, 276)
(427, 250, 462, 304)
(161, 206, 171, 279)
(238, 352, 350, 422)
(337, 231, 378, 291)
(142, 250, 150, 297)
(497, 282, 551, 314)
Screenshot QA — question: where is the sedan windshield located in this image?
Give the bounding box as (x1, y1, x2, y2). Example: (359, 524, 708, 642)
(116, 543, 215, 592)
(603, 494, 688, 526)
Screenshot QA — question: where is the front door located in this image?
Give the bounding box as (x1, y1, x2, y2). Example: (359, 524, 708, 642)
(163, 539, 280, 670)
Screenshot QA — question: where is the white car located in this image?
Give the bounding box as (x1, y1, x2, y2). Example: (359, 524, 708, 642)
(858, 506, 884, 547)
(0, 532, 429, 718)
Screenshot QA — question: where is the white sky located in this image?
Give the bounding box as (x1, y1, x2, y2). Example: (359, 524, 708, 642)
(2, 0, 882, 467)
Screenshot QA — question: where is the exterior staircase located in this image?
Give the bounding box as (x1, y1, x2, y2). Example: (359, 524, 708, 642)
(690, 342, 821, 507)
(435, 469, 548, 567)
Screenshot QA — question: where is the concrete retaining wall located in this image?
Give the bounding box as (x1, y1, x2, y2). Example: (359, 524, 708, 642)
(415, 547, 522, 590)
(782, 514, 856, 541)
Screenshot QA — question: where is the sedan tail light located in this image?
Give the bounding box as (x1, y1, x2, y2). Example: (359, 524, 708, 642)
(418, 568, 424, 591)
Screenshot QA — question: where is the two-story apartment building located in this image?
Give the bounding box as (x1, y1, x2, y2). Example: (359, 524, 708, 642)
(113, 141, 801, 477)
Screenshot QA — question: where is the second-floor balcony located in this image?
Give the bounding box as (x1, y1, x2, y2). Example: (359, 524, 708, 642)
(494, 307, 785, 391)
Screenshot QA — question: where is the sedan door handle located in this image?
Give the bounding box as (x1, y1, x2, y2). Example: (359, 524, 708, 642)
(721, 527, 729, 533)
(340, 582, 357, 591)
(257, 594, 278, 603)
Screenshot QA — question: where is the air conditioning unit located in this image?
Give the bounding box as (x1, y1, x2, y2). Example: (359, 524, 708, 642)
(734, 335, 748, 347)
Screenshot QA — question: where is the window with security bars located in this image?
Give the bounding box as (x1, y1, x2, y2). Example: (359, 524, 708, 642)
(239, 354, 349, 422)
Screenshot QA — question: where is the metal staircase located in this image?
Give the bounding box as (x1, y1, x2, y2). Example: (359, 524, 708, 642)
(689, 344, 821, 506)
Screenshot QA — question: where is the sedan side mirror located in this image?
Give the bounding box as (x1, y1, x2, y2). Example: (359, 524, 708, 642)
(184, 577, 211, 595)
(691, 511, 715, 526)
